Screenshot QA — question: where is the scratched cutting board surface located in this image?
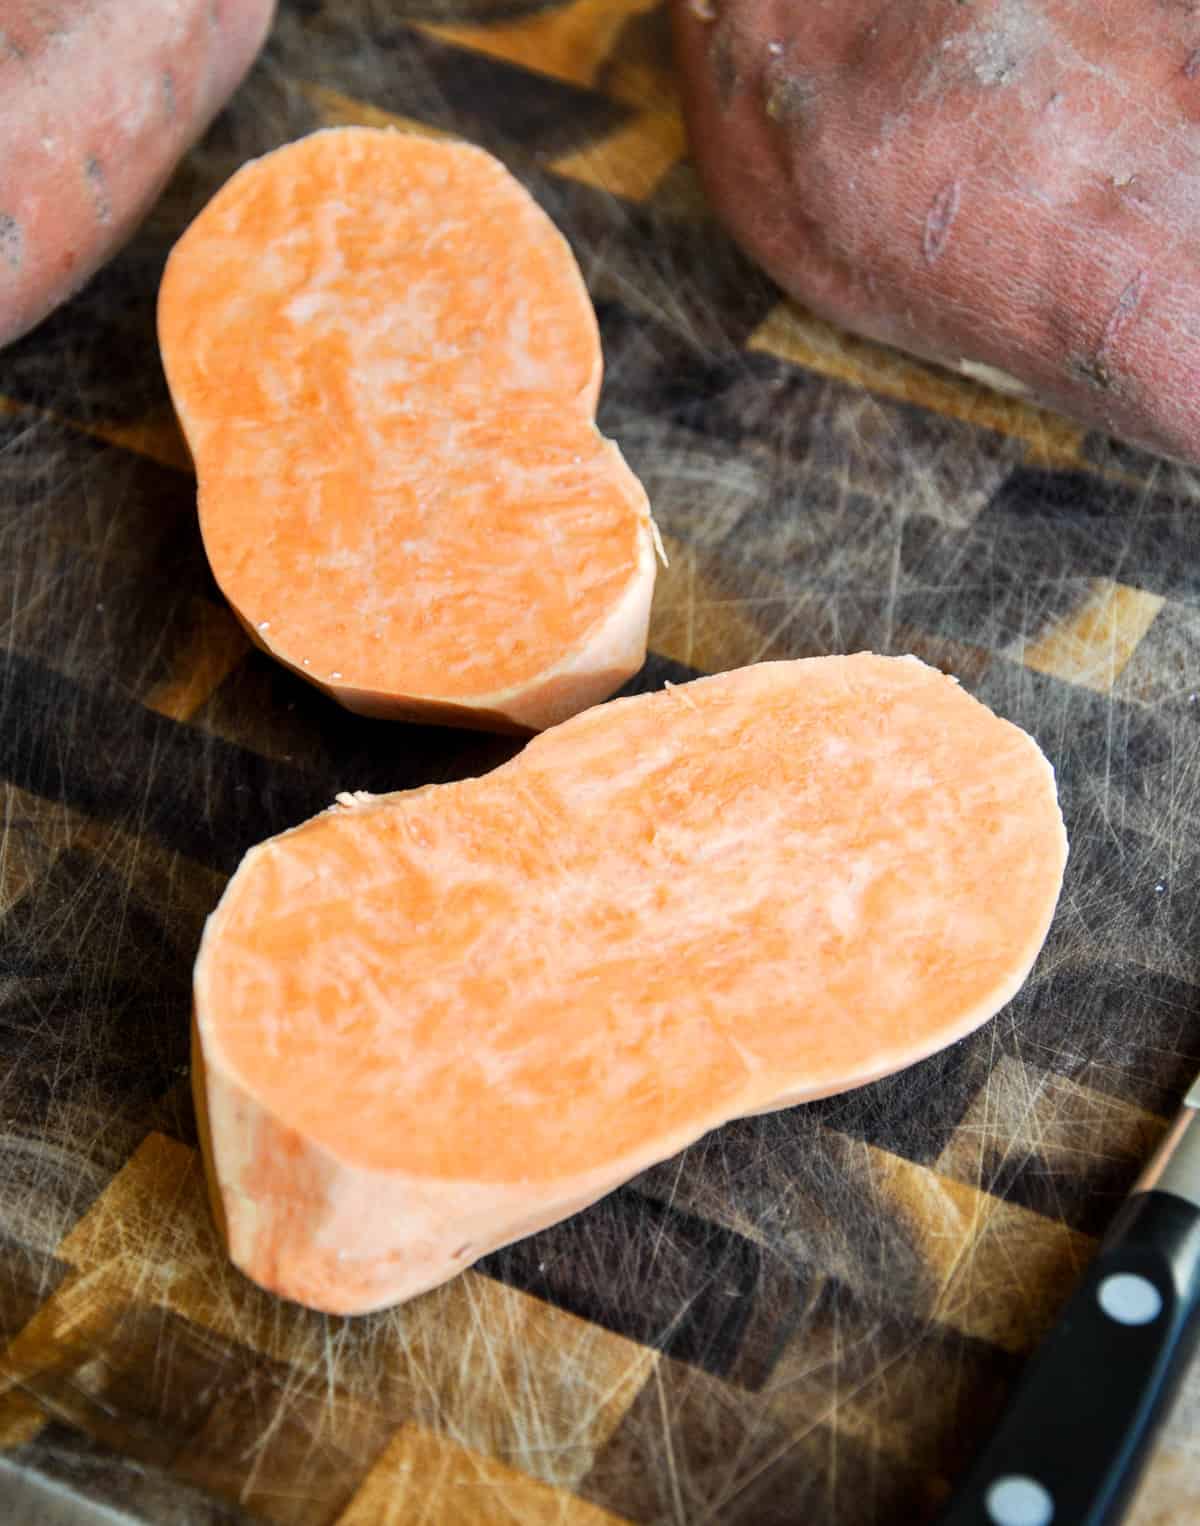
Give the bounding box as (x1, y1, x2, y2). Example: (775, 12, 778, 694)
(2, 2, 1200, 1522)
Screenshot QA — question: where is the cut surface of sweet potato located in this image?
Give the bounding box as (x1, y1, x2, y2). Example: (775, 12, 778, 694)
(158, 127, 656, 731)
(193, 654, 1067, 1315)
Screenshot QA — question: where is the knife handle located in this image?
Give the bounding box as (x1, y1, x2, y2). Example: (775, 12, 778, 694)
(933, 1188, 1200, 1526)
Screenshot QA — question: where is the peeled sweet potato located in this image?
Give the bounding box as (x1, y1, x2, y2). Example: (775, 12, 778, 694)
(0, 0, 276, 349)
(672, 0, 1200, 462)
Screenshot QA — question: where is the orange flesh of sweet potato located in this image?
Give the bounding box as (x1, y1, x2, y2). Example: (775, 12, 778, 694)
(158, 127, 657, 731)
(192, 653, 1068, 1315)
(0, 0, 275, 348)
(672, 0, 1200, 463)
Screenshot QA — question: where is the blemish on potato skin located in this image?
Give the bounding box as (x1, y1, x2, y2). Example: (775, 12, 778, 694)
(1101, 270, 1148, 352)
(1185, 47, 1200, 78)
(0, 214, 21, 271)
(922, 180, 960, 265)
(1071, 353, 1116, 392)
(0, 28, 26, 60)
(689, 0, 719, 20)
(1069, 275, 1146, 394)
(765, 75, 812, 125)
(85, 157, 111, 225)
(949, 0, 1045, 91)
(163, 69, 177, 119)
(970, 35, 1019, 87)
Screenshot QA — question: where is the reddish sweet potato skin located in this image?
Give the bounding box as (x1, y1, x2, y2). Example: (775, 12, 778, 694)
(672, 0, 1200, 462)
(0, 0, 276, 349)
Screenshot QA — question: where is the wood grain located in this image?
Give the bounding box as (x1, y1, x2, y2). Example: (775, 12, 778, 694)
(0, 0, 1198, 1519)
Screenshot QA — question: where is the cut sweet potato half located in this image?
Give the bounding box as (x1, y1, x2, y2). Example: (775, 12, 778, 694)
(158, 127, 657, 731)
(192, 654, 1068, 1315)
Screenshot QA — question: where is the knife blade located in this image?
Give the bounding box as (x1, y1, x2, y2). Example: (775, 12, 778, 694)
(933, 1070, 1200, 1526)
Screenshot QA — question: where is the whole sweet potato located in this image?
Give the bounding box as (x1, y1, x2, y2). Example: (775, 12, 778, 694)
(0, 0, 276, 349)
(672, 0, 1200, 462)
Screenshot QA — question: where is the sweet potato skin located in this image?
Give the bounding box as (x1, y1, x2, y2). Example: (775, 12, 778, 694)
(0, 0, 276, 349)
(672, 0, 1200, 462)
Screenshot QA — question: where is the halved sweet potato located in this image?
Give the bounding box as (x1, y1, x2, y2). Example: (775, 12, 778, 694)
(193, 653, 1067, 1314)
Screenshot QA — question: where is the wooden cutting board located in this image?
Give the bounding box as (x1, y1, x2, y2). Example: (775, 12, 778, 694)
(1, 1, 1198, 1521)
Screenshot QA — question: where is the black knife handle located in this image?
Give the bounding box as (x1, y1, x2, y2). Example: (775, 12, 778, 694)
(933, 1190, 1200, 1526)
